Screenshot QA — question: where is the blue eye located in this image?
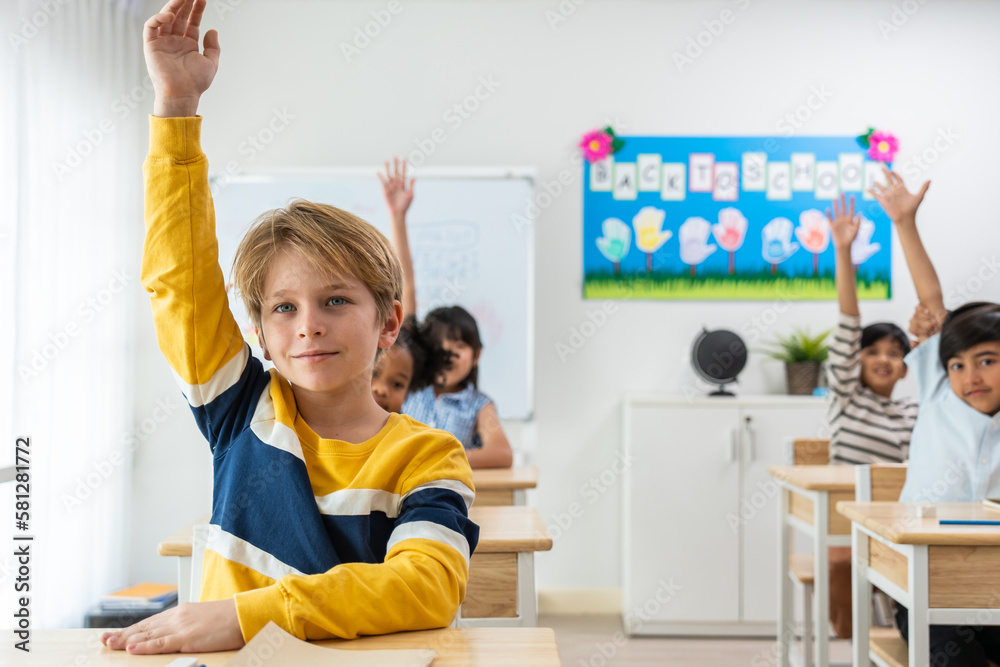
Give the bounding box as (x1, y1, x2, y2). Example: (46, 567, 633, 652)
(327, 297, 347, 306)
(275, 303, 294, 313)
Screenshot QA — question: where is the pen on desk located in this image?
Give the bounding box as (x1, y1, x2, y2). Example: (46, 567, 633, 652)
(939, 519, 1000, 526)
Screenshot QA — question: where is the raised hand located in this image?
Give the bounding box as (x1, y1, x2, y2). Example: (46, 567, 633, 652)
(827, 194, 860, 251)
(144, 0, 221, 118)
(869, 167, 930, 224)
(909, 304, 941, 343)
(378, 157, 415, 219)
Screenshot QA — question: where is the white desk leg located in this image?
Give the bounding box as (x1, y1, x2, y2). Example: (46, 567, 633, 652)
(851, 524, 870, 667)
(517, 552, 536, 627)
(908, 546, 930, 667)
(778, 487, 793, 667)
(814, 492, 830, 667)
(176, 556, 191, 604)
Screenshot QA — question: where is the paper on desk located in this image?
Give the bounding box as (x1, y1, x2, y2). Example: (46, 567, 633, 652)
(226, 622, 435, 667)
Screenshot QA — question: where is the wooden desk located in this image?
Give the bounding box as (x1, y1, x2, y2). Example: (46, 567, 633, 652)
(839, 502, 1000, 667)
(159, 506, 553, 627)
(4, 627, 561, 666)
(473, 466, 538, 506)
(769, 465, 856, 667)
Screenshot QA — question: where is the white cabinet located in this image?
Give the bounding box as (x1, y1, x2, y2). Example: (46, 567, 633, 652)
(623, 395, 827, 636)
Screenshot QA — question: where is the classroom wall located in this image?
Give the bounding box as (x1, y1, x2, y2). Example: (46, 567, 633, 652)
(131, 0, 1000, 603)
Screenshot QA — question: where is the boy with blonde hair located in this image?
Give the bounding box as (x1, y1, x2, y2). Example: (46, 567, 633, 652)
(102, 0, 478, 654)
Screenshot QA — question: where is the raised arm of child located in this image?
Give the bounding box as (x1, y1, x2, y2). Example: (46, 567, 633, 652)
(825, 194, 864, 401)
(103, 0, 246, 654)
(829, 194, 861, 318)
(909, 304, 941, 346)
(467, 403, 514, 469)
(379, 158, 417, 319)
(870, 168, 946, 324)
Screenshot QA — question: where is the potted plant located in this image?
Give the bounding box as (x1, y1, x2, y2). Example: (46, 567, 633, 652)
(760, 328, 831, 395)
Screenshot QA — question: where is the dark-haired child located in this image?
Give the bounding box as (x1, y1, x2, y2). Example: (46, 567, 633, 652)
(826, 194, 919, 466)
(379, 159, 512, 468)
(372, 161, 449, 413)
(873, 169, 1000, 666)
(824, 194, 920, 639)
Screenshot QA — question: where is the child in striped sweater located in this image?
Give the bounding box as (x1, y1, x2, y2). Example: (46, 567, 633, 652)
(824, 193, 921, 639)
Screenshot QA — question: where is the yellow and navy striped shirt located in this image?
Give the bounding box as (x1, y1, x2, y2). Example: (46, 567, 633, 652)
(141, 116, 478, 642)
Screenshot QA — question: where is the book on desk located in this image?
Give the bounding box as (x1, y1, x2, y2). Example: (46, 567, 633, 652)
(101, 582, 178, 612)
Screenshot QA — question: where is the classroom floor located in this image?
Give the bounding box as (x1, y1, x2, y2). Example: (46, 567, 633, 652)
(538, 614, 852, 666)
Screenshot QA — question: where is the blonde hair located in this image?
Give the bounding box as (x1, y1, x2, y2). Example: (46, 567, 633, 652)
(231, 199, 402, 343)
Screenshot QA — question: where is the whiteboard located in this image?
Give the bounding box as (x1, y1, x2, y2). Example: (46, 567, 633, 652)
(209, 169, 535, 420)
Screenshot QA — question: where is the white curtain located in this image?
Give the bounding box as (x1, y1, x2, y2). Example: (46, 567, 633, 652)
(2, 0, 145, 628)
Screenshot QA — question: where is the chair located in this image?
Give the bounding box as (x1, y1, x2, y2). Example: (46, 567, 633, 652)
(785, 437, 830, 466)
(782, 438, 828, 666)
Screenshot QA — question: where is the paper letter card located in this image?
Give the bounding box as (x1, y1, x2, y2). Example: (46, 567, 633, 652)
(688, 153, 715, 193)
(637, 154, 662, 192)
(582, 136, 892, 301)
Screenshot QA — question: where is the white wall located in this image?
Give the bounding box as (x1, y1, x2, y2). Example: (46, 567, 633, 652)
(131, 0, 1000, 598)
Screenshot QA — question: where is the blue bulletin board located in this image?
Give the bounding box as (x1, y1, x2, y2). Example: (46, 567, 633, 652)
(582, 136, 893, 300)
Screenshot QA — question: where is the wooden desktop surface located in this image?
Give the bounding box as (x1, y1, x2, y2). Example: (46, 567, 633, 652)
(837, 502, 1000, 545)
(472, 466, 538, 491)
(768, 465, 856, 491)
(158, 506, 552, 557)
(7, 627, 562, 666)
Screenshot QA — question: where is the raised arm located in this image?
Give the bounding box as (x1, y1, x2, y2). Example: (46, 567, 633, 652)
(141, 0, 253, 421)
(870, 169, 946, 323)
(379, 158, 417, 319)
(103, 2, 250, 654)
(828, 194, 860, 318)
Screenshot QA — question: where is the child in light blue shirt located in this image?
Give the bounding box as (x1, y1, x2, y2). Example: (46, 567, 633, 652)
(872, 167, 1000, 666)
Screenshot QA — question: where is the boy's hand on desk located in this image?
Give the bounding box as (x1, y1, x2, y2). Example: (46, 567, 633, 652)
(144, 0, 220, 118)
(100, 599, 245, 654)
(869, 167, 930, 225)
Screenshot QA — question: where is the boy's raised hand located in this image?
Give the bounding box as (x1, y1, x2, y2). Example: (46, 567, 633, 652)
(144, 0, 220, 118)
(827, 193, 860, 251)
(869, 167, 930, 224)
(379, 157, 415, 220)
(909, 304, 941, 344)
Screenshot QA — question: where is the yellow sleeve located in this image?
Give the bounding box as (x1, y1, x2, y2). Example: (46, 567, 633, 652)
(232, 438, 479, 640)
(141, 116, 244, 389)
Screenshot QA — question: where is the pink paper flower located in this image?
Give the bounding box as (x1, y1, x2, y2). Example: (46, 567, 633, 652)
(867, 131, 899, 163)
(580, 130, 614, 163)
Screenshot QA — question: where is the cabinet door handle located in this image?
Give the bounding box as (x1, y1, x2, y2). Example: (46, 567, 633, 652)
(728, 428, 738, 463)
(744, 416, 756, 462)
